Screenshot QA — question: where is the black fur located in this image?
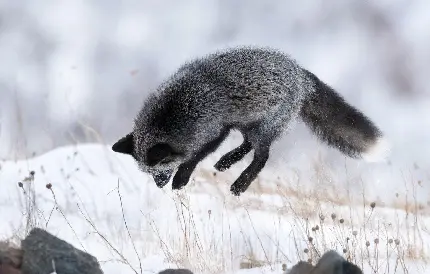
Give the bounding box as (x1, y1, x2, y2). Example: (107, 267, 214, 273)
(112, 133, 134, 156)
(214, 139, 253, 171)
(146, 143, 179, 167)
(229, 143, 270, 196)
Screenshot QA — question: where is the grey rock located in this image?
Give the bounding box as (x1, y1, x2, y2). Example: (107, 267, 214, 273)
(20, 228, 103, 274)
(287, 250, 363, 274)
(288, 261, 313, 274)
(313, 250, 362, 274)
(0, 242, 23, 268)
(158, 269, 193, 274)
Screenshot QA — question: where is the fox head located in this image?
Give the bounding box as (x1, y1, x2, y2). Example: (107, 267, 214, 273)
(112, 132, 185, 188)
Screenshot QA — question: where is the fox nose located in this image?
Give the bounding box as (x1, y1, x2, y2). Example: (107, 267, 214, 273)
(153, 170, 172, 188)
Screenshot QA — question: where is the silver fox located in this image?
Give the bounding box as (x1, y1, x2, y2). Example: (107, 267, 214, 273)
(112, 46, 389, 196)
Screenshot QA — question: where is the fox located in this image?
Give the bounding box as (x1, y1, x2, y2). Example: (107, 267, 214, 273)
(112, 46, 389, 196)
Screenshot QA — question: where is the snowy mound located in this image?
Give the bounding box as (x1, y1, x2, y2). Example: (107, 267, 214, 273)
(0, 143, 428, 274)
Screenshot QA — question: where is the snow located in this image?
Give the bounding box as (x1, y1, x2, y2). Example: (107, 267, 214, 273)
(0, 140, 429, 274)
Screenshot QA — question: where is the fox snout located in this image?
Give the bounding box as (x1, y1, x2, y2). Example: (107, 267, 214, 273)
(153, 170, 173, 188)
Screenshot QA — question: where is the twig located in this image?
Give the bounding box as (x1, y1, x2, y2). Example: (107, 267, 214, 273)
(117, 179, 143, 274)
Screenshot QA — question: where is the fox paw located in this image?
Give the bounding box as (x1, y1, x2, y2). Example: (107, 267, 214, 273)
(214, 158, 233, 172)
(230, 183, 245, 196)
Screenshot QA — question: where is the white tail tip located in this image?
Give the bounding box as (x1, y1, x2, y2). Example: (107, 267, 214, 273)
(362, 136, 391, 163)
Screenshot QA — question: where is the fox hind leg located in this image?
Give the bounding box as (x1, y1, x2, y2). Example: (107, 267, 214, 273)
(214, 138, 252, 172)
(230, 143, 270, 196)
(228, 107, 293, 196)
(229, 122, 280, 196)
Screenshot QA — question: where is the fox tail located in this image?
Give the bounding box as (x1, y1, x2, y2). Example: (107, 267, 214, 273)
(300, 69, 390, 162)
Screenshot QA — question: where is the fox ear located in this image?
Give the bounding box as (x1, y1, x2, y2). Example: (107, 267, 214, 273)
(146, 143, 181, 167)
(112, 133, 134, 156)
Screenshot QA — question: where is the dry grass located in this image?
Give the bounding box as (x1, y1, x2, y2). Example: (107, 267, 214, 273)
(1, 146, 429, 274)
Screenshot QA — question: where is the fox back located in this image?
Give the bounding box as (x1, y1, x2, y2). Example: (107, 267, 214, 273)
(134, 47, 311, 158)
(112, 46, 389, 195)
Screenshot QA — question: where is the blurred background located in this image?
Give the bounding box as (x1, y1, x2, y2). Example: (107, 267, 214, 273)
(1, 0, 429, 200)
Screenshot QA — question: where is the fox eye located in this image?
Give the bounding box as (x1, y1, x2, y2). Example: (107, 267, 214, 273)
(160, 158, 173, 164)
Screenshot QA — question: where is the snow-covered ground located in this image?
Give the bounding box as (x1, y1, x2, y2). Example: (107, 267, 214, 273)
(1, 136, 429, 274)
(1, 1, 429, 273)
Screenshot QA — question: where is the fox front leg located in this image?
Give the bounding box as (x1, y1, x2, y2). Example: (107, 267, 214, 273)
(171, 162, 196, 190)
(214, 139, 252, 171)
(230, 145, 270, 196)
(172, 129, 230, 190)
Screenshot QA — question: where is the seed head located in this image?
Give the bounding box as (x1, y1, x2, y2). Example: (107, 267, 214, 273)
(370, 202, 376, 209)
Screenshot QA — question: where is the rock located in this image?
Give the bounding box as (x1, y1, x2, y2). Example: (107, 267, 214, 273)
(287, 250, 363, 274)
(0, 242, 23, 268)
(287, 261, 313, 274)
(0, 242, 23, 274)
(0, 264, 23, 274)
(158, 269, 194, 274)
(313, 250, 362, 274)
(20, 228, 103, 274)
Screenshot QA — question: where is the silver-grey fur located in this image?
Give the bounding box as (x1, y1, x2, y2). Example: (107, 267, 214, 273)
(112, 46, 385, 196)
